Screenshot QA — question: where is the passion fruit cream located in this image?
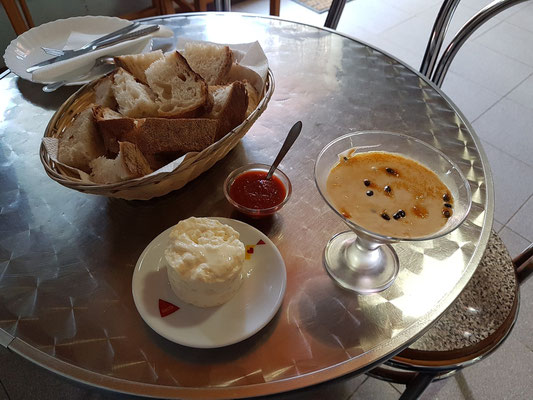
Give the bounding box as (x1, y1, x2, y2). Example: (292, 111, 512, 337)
(326, 151, 454, 238)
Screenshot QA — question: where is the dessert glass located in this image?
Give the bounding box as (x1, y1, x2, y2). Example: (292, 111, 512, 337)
(314, 131, 472, 294)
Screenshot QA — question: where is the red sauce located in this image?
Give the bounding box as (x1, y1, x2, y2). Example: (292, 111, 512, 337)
(229, 170, 286, 210)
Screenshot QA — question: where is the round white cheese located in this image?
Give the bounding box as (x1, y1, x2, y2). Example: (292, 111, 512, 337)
(165, 217, 245, 307)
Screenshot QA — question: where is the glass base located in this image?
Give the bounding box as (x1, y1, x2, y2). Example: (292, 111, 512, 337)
(323, 231, 399, 294)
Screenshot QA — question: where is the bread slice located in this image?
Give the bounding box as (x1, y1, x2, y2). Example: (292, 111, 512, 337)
(127, 118, 218, 154)
(207, 81, 248, 141)
(57, 107, 106, 173)
(93, 75, 117, 109)
(93, 106, 137, 153)
(183, 42, 234, 85)
(94, 106, 218, 155)
(243, 80, 260, 117)
(89, 141, 152, 184)
(112, 68, 159, 117)
(114, 50, 164, 85)
(145, 51, 211, 118)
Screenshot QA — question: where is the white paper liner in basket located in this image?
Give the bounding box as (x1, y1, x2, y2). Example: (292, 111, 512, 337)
(40, 41, 274, 200)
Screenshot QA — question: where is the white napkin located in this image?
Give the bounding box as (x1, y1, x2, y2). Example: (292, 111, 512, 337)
(32, 25, 173, 83)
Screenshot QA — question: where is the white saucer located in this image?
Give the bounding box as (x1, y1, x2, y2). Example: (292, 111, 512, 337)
(3, 16, 152, 85)
(132, 217, 287, 348)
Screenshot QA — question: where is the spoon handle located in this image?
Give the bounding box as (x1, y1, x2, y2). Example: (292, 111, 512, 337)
(266, 121, 303, 180)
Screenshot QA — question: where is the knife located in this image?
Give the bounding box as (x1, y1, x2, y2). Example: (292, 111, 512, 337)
(41, 22, 140, 57)
(26, 24, 160, 73)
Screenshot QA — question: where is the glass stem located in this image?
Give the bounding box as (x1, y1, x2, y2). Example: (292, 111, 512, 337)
(343, 235, 384, 272)
(354, 235, 381, 251)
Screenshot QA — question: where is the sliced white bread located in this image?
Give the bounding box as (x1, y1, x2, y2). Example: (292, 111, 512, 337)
(93, 75, 117, 109)
(207, 81, 248, 141)
(93, 106, 218, 155)
(57, 107, 106, 173)
(89, 141, 152, 184)
(112, 68, 159, 118)
(183, 42, 234, 85)
(145, 51, 211, 118)
(114, 50, 164, 85)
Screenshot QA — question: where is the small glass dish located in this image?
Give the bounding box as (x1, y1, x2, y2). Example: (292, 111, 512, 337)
(223, 163, 292, 218)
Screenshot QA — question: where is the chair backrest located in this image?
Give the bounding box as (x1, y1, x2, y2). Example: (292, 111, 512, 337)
(324, 0, 530, 87)
(1, 0, 34, 35)
(424, 0, 530, 87)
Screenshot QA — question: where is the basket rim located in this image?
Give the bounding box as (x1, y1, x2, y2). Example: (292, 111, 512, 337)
(40, 68, 275, 191)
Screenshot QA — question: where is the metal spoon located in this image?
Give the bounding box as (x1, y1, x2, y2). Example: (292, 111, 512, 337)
(266, 121, 303, 180)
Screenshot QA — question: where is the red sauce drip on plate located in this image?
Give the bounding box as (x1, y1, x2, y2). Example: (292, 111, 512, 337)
(229, 171, 286, 209)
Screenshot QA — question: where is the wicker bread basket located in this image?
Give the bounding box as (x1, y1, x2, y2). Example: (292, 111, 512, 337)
(40, 69, 274, 200)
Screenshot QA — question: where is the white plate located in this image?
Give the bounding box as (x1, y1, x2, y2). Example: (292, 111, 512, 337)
(132, 217, 287, 348)
(3, 16, 152, 85)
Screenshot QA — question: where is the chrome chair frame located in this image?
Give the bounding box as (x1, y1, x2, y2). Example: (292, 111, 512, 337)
(325, 0, 530, 86)
(214, 0, 231, 11)
(323, 1, 533, 398)
(419, 0, 461, 78)
(429, 0, 531, 87)
(324, 0, 347, 29)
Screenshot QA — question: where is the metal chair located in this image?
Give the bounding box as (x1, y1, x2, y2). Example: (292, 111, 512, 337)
(368, 232, 532, 399)
(325, 0, 530, 86)
(420, 0, 531, 87)
(324, 0, 533, 398)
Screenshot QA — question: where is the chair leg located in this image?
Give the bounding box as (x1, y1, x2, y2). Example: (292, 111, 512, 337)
(399, 372, 435, 400)
(514, 242, 533, 284)
(324, 0, 347, 30)
(194, 0, 209, 11)
(2, 0, 32, 35)
(18, 0, 33, 27)
(270, 0, 280, 16)
(159, 0, 176, 14)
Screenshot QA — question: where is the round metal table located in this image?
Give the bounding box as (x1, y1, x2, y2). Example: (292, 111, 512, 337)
(0, 12, 493, 399)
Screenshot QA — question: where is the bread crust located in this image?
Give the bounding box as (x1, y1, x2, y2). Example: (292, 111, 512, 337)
(58, 107, 106, 173)
(93, 106, 137, 153)
(94, 106, 217, 156)
(207, 81, 248, 141)
(131, 118, 218, 154)
(119, 141, 152, 177)
(218, 46, 234, 84)
(243, 80, 260, 117)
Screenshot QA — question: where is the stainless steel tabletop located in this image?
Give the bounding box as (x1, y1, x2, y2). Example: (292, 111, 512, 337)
(0, 12, 493, 399)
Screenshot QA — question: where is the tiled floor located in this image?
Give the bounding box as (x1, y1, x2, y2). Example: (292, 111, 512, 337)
(1, 0, 533, 399)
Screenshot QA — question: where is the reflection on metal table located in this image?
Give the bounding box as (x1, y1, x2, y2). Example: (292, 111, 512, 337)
(0, 12, 493, 399)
